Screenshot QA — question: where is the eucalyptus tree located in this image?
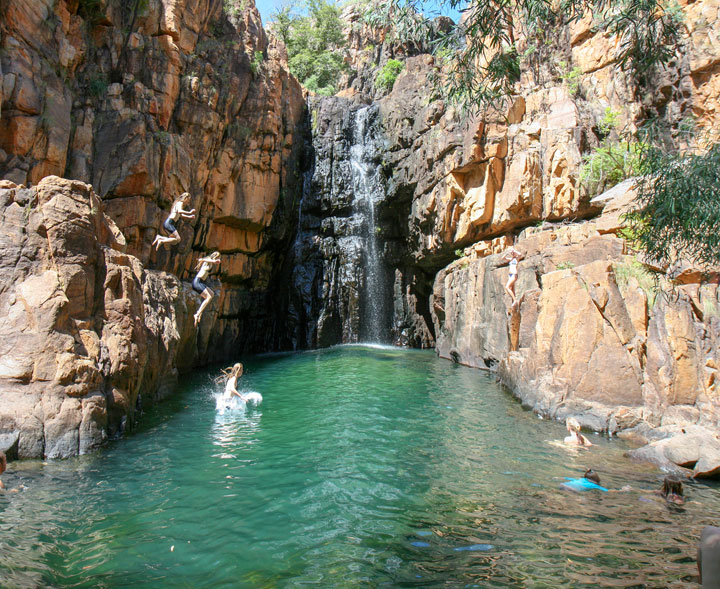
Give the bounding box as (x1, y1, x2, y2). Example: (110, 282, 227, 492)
(368, 0, 720, 268)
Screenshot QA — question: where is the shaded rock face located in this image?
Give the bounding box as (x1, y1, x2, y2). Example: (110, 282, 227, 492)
(0, 177, 202, 459)
(276, 97, 395, 348)
(0, 0, 306, 359)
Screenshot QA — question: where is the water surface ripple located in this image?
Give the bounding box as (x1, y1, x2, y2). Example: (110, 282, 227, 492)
(0, 346, 716, 587)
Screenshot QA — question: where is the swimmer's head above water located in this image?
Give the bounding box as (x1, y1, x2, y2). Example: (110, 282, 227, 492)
(566, 417, 581, 433)
(660, 475, 684, 504)
(583, 469, 601, 485)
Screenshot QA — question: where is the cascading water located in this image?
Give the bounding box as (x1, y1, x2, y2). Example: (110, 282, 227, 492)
(279, 98, 391, 349)
(350, 106, 388, 343)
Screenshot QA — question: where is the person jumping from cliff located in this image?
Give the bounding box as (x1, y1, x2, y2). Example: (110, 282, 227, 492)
(501, 247, 524, 308)
(192, 251, 221, 326)
(152, 192, 196, 250)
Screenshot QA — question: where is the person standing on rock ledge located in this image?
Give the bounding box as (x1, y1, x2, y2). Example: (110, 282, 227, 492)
(501, 247, 524, 308)
(192, 251, 221, 326)
(152, 192, 196, 250)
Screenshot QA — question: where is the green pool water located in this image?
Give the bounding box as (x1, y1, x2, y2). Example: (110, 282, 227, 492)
(1, 345, 717, 587)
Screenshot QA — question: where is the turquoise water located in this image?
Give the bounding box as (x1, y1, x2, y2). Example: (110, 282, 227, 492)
(1, 346, 717, 587)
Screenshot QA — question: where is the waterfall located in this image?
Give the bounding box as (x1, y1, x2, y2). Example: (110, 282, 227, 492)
(279, 99, 390, 349)
(350, 106, 388, 343)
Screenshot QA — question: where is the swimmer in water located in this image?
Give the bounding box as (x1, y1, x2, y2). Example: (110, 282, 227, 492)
(561, 468, 608, 492)
(222, 363, 248, 405)
(152, 192, 196, 250)
(564, 417, 593, 447)
(192, 251, 221, 326)
(658, 475, 684, 505)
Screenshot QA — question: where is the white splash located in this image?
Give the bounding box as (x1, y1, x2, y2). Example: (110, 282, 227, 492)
(215, 391, 263, 415)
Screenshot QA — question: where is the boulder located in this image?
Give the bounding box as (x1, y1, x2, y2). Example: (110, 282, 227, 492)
(0, 177, 202, 458)
(627, 427, 720, 479)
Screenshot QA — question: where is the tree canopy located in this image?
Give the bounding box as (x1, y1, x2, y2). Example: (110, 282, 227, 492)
(628, 138, 720, 268)
(272, 0, 347, 96)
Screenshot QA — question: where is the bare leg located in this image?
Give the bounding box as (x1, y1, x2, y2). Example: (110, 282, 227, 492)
(194, 289, 213, 326)
(699, 526, 720, 587)
(504, 276, 517, 306)
(155, 231, 181, 251)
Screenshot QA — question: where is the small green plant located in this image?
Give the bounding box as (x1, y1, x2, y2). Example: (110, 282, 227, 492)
(228, 121, 252, 141)
(598, 107, 621, 137)
(250, 50, 264, 76)
(560, 64, 583, 96)
(375, 59, 405, 93)
(580, 140, 643, 196)
(78, 0, 105, 25)
(155, 130, 171, 145)
(613, 257, 659, 308)
(677, 114, 696, 138)
(223, 0, 244, 17)
(454, 248, 464, 258)
(556, 261, 575, 270)
(87, 73, 109, 97)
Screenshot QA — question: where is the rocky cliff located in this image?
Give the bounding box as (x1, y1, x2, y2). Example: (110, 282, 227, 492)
(284, 0, 720, 474)
(0, 176, 201, 458)
(0, 0, 306, 357)
(0, 0, 306, 457)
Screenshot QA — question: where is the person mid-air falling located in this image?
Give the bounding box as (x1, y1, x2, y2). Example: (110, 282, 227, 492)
(152, 192, 196, 251)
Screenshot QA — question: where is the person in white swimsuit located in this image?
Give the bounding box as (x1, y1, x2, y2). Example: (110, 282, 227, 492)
(192, 251, 221, 325)
(502, 247, 524, 307)
(223, 363, 248, 406)
(152, 192, 196, 250)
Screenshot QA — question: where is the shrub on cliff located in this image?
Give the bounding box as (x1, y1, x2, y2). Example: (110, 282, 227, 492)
(580, 141, 643, 196)
(375, 59, 405, 92)
(271, 0, 347, 96)
(627, 140, 720, 267)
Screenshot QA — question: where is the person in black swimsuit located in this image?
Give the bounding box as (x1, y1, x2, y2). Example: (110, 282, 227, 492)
(152, 192, 196, 250)
(192, 251, 221, 326)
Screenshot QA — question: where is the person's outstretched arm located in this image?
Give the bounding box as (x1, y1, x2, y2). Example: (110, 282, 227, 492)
(178, 205, 196, 219)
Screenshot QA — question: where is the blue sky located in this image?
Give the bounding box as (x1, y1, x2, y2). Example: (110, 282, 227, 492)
(254, 0, 462, 27)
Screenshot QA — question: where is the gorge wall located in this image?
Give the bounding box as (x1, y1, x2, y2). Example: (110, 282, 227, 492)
(0, 0, 306, 458)
(282, 0, 720, 475)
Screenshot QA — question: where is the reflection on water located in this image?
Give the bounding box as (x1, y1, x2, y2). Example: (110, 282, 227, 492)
(0, 346, 716, 587)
